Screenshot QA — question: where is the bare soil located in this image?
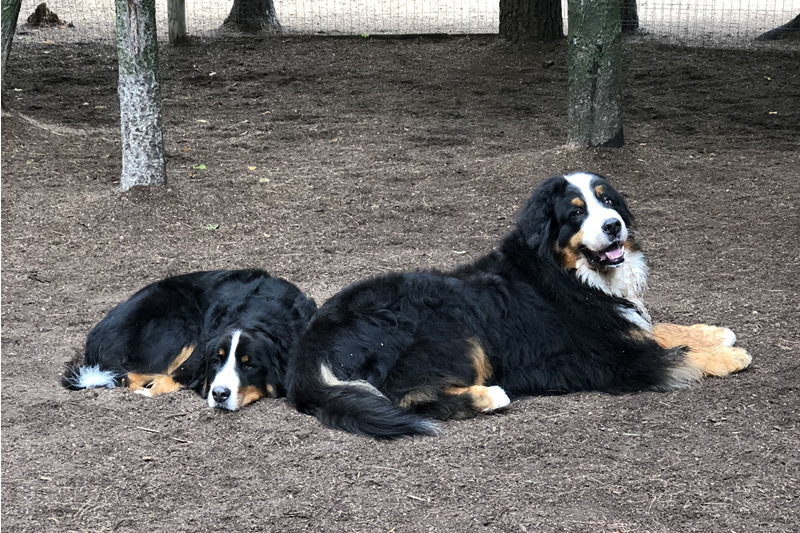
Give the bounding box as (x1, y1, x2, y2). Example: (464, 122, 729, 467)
(2, 36, 799, 532)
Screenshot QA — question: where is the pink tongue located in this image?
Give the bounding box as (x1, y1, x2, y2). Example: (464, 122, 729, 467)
(606, 246, 624, 261)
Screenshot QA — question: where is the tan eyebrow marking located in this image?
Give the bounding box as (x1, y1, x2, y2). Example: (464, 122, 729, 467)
(594, 185, 605, 197)
(571, 197, 585, 207)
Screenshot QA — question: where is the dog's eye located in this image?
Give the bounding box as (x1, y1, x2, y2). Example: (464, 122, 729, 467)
(603, 197, 614, 206)
(570, 208, 584, 218)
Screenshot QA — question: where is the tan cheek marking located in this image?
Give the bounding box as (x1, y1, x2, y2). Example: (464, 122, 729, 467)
(265, 383, 276, 398)
(238, 385, 265, 408)
(555, 229, 583, 269)
(167, 344, 196, 375)
(624, 238, 640, 252)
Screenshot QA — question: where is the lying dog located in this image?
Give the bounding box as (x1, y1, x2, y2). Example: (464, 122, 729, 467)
(287, 172, 751, 438)
(63, 269, 317, 410)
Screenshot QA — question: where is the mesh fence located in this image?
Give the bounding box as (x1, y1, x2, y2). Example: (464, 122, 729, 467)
(13, 0, 800, 45)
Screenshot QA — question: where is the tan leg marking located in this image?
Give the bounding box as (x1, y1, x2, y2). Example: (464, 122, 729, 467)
(145, 375, 183, 395)
(444, 339, 509, 411)
(166, 344, 197, 375)
(685, 345, 752, 377)
(125, 373, 183, 396)
(125, 373, 158, 391)
(654, 323, 736, 350)
(467, 338, 492, 385)
(655, 323, 749, 378)
(444, 385, 509, 412)
(399, 388, 438, 408)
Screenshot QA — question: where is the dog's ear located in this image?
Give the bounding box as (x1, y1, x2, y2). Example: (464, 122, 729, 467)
(516, 176, 565, 255)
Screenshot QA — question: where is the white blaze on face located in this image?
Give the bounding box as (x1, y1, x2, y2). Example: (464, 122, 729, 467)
(207, 329, 243, 410)
(564, 173, 651, 329)
(565, 172, 627, 253)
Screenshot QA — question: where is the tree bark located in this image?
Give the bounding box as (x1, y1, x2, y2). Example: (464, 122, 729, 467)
(620, 0, 639, 33)
(115, 0, 167, 191)
(222, 0, 281, 33)
(499, 0, 563, 42)
(567, 0, 624, 148)
(1, 0, 22, 91)
(167, 0, 187, 44)
(756, 13, 800, 41)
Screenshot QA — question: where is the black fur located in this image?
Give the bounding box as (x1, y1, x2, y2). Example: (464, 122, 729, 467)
(63, 269, 317, 407)
(287, 173, 687, 438)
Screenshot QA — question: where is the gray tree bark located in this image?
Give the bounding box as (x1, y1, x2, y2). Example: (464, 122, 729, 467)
(620, 0, 639, 33)
(499, 0, 563, 42)
(566, 0, 624, 148)
(1, 0, 22, 91)
(167, 0, 187, 44)
(222, 0, 281, 33)
(115, 0, 166, 191)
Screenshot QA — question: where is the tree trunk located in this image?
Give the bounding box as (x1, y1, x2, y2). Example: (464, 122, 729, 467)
(167, 0, 187, 44)
(222, 0, 281, 33)
(620, 0, 639, 33)
(499, 0, 563, 42)
(566, 0, 624, 148)
(115, 0, 167, 191)
(1, 0, 22, 91)
(756, 13, 800, 40)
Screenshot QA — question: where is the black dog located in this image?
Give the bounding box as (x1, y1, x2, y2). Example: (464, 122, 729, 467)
(63, 269, 317, 410)
(287, 172, 751, 438)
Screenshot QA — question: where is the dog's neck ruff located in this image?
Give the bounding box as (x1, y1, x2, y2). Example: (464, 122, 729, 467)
(575, 246, 652, 332)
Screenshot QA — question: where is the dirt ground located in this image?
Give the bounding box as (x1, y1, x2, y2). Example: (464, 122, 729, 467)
(1, 36, 799, 532)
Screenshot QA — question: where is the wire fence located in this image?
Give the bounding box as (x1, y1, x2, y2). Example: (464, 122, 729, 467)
(13, 0, 800, 46)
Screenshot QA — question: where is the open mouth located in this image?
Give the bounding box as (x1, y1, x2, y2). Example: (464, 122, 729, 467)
(581, 242, 625, 268)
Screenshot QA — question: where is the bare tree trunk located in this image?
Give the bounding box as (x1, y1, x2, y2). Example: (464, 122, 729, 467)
(222, 0, 281, 33)
(115, 0, 167, 191)
(620, 0, 639, 33)
(1, 0, 22, 92)
(167, 0, 187, 44)
(499, 0, 563, 42)
(756, 13, 800, 41)
(567, 0, 624, 148)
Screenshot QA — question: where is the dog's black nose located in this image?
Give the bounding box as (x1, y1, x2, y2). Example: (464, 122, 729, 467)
(602, 219, 622, 238)
(212, 386, 231, 403)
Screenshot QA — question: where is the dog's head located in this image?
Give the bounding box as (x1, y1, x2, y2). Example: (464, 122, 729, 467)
(517, 172, 638, 272)
(203, 329, 286, 411)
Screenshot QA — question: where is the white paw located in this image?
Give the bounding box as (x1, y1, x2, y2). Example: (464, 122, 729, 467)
(484, 386, 511, 412)
(134, 388, 153, 398)
(721, 328, 737, 346)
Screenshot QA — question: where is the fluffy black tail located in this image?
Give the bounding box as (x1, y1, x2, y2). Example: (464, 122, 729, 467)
(290, 372, 439, 439)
